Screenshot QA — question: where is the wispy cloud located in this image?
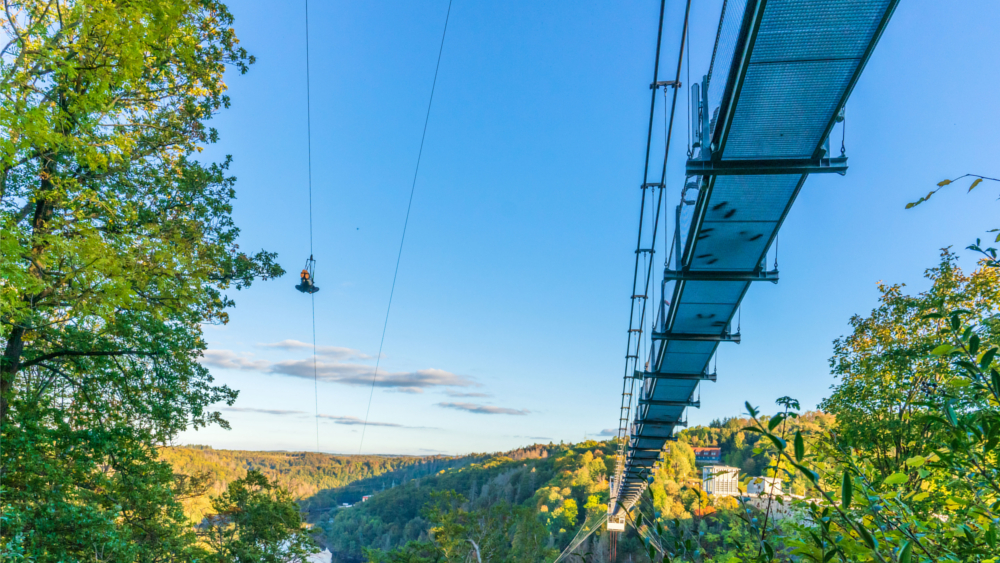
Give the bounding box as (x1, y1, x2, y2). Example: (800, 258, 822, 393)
(318, 414, 433, 429)
(257, 340, 373, 361)
(201, 350, 270, 371)
(318, 414, 401, 427)
(437, 402, 529, 416)
(222, 407, 306, 416)
(445, 390, 492, 398)
(201, 346, 477, 393)
(271, 361, 475, 393)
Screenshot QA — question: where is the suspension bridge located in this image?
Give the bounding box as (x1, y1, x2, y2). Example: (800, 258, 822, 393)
(607, 0, 899, 525)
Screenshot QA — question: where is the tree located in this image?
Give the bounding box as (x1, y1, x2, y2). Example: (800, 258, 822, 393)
(1, 0, 282, 559)
(727, 255, 1000, 562)
(203, 470, 317, 563)
(822, 251, 1000, 477)
(365, 541, 445, 563)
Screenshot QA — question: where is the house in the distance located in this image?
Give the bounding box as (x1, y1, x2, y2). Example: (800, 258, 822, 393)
(702, 465, 740, 496)
(747, 476, 782, 496)
(692, 446, 722, 464)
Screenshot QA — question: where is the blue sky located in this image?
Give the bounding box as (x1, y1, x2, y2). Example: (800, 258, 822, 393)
(178, 1, 1000, 455)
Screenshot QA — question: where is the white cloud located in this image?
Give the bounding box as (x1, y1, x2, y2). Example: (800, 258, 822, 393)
(222, 407, 306, 416)
(437, 402, 529, 416)
(257, 340, 373, 360)
(200, 350, 270, 371)
(271, 361, 476, 392)
(318, 414, 432, 429)
(202, 346, 477, 393)
(445, 390, 492, 398)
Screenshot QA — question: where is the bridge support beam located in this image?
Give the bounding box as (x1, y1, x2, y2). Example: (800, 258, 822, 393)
(663, 269, 778, 284)
(686, 156, 848, 176)
(639, 398, 700, 408)
(635, 370, 717, 382)
(651, 331, 740, 343)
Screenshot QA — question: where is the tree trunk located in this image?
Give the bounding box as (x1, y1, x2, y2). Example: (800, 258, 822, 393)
(2, 194, 52, 429)
(0, 325, 26, 428)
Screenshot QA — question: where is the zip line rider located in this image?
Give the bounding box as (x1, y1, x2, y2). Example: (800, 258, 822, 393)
(296, 262, 319, 294)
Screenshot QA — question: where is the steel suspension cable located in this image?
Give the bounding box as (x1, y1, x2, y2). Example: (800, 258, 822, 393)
(614, 0, 666, 485)
(358, 0, 453, 454)
(304, 0, 320, 452)
(614, 0, 694, 511)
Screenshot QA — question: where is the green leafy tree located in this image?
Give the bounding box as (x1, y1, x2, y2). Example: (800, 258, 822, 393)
(365, 540, 446, 563)
(822, 251, 1000, 477)
(728, 256, 1000, 562)
(202, 470, 317, 563)
(0, 0, 282, 559)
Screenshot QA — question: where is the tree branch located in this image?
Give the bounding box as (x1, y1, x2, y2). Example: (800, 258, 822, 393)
(20, 349, 158, 370)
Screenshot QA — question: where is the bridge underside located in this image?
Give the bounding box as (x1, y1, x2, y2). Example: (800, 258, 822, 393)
(613, 0, 897, 510)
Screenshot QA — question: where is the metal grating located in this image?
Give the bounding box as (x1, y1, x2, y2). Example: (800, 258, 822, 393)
(752, 0, 892, 62)
(724, 60, 856, 158)
(687, 221, 778, 270)
(612, 0, 897, 514)
(703, 175, 802, 222)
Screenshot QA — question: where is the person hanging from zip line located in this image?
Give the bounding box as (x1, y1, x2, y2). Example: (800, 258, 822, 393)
(296, 263, 319, 294)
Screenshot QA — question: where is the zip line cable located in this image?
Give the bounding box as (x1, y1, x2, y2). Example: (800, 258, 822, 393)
(358, 0, 454, 454)
(303, 0, 320, 452)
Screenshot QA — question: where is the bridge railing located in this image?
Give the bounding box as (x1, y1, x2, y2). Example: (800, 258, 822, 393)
(705, 0, 748, 146)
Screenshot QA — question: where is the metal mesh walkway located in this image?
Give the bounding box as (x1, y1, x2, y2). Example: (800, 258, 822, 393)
(611, 0, 898, 512)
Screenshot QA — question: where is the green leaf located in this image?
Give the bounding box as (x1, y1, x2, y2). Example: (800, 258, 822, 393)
(931, 344, 955, 356)
(841, 471, 853, 509)
(980, 347, 997, 369)
(858, 525, 876, 549)
(885, 472, 908, 486)
(763, 540, 774, 560)
(970, 334, 981, 356)
(992, 369, 1000, 398)
(937, 179, 952, 187)
(969, 178, 983, 191)
(768, 413, 785, 432)
(905, 456, 925, 468)
(791, 461, 819, 483)
(945, 401, 958, 426)
(765, 434, 786, 451)
(794, 430, 804, 462)
(657, 521, 663, 536)
(648, 544, 656, 562)
(899, 540, 912, 563)
(636, 513, 643, 528)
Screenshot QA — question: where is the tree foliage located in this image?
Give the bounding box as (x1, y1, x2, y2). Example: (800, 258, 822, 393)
(823, 251, 1000, 477)
(202, 470, 316, 563)
(647, 253, 1000, 563)
(0, 0, 283, 559)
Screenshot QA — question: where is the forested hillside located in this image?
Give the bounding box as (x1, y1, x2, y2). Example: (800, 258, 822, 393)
(298, 413, 835, 563)
(157, 412, 835, 562)
(160, 446, 481, 521)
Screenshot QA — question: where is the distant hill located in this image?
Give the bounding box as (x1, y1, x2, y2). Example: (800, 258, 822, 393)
(159, 446, 482, 521)
(309, 441, 616, 562)
(161, 412, 833, 562)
